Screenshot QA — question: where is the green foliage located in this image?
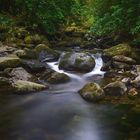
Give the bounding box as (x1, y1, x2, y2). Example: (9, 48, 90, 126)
(0, 0, 83, 33)
(91, 0, 140, 36)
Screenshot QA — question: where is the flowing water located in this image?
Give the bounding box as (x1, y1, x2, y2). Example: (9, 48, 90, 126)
(0, 53, 139, 140)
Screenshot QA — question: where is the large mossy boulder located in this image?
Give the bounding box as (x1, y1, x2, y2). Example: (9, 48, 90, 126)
(47, 72, 70, 84)
(104, 44, 132, 57)
(79, 82, 104, 102)
(0, 55, 21, 70)
(35, 44, 59, 62)
(13, 80, 47, 93)
(104, 81, 127, 96)
(59, 52, 95, 73)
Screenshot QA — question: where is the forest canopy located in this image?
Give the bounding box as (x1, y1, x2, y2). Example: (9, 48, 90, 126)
(0, 0, 140, 39)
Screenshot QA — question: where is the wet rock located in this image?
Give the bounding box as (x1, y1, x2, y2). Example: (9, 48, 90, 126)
(21, 59, 46, 73)
(59, 52, 95, 72)
(101, 61, 112, 71)
(0, 55, 21, 70)
(79, 82, 104, 102)
(112, 61, 132, 70)
(104, 43, 132, 57)
(112, 55, 136, 65)
(35, 44, 59, 62)
(47, 72, 70, 84)
(40, 68, 55, 80)
(13, 80, 47, 93)
(8, 67, 32, 81)
(131, 75, 140, 88)
(104, 81, 127, 96)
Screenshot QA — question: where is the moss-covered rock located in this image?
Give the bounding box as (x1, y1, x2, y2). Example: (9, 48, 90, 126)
(59, 52, 95, 72)
(79, 82, 104, 102)
(47, 72, 70, 84)
(13, 80, 47, 93)
(0, 55, 21, 70)
(35, 44, 59, 61)
(104, 81, 127, 96)
(104, 44, 132, 57)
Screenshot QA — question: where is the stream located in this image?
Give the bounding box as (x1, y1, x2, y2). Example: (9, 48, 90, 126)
(0, 53, 139, 140)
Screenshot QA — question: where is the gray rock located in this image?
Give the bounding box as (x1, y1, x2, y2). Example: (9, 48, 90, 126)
(112, 55, 136, 65)
(21, 59, 46, 73)
(47, 72, 70, 84)
(9, 67, 32, 81)
(13, 80, 48, 93)
(112, 61, 132, 70)
(104, 81, 127, 96)
(0, 55, 21, 70)
(59, 52, 95, 72)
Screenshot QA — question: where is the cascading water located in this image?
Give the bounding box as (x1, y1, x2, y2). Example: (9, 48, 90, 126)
(46, 53, 105, 93)
(47, 53, 105, 81)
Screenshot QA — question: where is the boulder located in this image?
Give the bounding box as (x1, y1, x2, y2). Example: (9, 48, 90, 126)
(79, 82, 104, 102)
(104, 81, 127, 96)
(59, 52, 95, 72)
(112, 55, 136, 65)
(112, 61, 132, 70)
(0, 55, 21, 70)
(47, 72, 70, 84)
(35, 44, 59, 62)
(104, 44, 132, 57)
(21, 59, 46, 73)
(13, 80, 47, 93)
(8, 67, 32, 81)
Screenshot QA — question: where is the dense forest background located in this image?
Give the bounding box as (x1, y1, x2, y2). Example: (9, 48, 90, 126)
(0, 0, 140, 43)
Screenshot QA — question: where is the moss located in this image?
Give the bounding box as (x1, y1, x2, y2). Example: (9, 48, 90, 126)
(14, 80, 47, 93)
(104, 43, 132, 57)
(24, 34, 42, 45)
(79, 82, 104, 102)
(0, 56, 21, 70)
